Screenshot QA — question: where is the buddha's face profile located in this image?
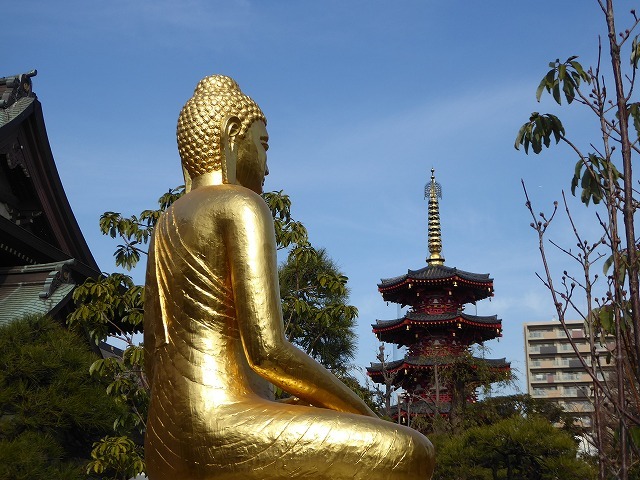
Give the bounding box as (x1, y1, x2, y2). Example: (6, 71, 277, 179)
(236, 120, 269, 194)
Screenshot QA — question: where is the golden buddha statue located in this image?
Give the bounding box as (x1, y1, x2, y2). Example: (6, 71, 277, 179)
(143, 75, 435, 480)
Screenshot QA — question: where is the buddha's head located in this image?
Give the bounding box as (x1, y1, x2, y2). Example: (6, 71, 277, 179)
(177, 75, 268, 193)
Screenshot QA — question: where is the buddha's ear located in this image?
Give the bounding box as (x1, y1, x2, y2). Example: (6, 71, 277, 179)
(181, 165, 192, 193)
(221, 115, 241, 184)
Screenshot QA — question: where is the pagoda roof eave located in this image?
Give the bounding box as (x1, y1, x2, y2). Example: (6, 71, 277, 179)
(367, 356, 511, 375)
(372, 312, 501, 332)
(378, 264, 493, 291)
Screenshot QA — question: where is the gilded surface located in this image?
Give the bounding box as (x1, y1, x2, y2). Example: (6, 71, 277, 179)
(144, 75, 435, 479)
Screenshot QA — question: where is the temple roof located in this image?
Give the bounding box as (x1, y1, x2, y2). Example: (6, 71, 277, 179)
(0, 70, 99, 273)
(0, 71, 100, 326)
(0, 71, 37, 127)
(373, 311, 500, 330)
(0, 260, 77, 327)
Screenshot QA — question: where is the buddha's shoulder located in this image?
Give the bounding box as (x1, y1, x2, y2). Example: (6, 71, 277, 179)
(173, 185, 270, 217)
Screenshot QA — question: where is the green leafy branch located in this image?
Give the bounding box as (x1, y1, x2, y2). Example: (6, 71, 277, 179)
(263, 190, 309, 249)
(99, 186, 185, 270)
(68, 273, 143, 345)
(86, 435, 145, 480)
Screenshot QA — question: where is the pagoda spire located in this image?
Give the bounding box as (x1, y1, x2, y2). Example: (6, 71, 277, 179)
(424, 168, 444, 265)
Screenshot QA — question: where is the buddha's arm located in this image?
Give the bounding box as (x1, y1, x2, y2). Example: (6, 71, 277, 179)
(227, 193, 376, 417)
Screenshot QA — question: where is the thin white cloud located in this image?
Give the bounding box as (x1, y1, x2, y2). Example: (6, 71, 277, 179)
(6, 0, 255, 44)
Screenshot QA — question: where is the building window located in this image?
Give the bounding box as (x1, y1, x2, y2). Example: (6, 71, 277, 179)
(565, 386, 578, 396)
(530, 342, 555, 353)
(571, 328, 585, 339)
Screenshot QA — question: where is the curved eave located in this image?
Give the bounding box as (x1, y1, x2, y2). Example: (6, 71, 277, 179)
(379, 275, 493, 292)
(379, 265, 492, 290)
(378, 273, 494, 307)
(368, 359, 512, 391)
(0, 96, 100, 275)
(367, 357, 511, 377)
(372, 313, 501, 333)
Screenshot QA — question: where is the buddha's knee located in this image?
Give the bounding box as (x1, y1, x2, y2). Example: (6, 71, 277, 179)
(399, 428, 435, 478)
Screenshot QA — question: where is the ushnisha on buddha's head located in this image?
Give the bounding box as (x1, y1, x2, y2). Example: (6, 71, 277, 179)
(177, 75, 269, 194)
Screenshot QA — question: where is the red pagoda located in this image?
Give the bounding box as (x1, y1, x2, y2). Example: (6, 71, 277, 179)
(367, 169, 510, 426)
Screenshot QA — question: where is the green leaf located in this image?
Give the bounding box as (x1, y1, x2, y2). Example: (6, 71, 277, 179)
(558, 63, 566, 80)
(629, 102, 640, 140)
(562, 78, 575, 104)
(515, 113, 564, 155)
(514, 123, 529, 151)
(603, 254, 614, 275)
(632, 36, 640, 68)
(552, 83, 561, 104)
(630, 426, 640, 448)
(535, 78, 546, 102)
(571, 160, 583, 196)
(571, 59, 589, 84)
(597, 306, 614, 335)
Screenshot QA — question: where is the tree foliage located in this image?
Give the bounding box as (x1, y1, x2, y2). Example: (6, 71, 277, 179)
(279, 247, 358, 372)
(436, 349, 512, 431)
(86, 435, 144, 480)
(431, 415, 595, 480)
(99, 186, 186, 271)
(409, 395, 597, 479)
(67, 186, 186, 478)
(68, 273, 144, 344)
(465, 394, 575, 430)
(516, 2, 640, 478)
(0, 315, 123, 480)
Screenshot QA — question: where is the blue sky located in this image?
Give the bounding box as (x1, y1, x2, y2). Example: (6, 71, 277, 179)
(5, 0, 637, 393)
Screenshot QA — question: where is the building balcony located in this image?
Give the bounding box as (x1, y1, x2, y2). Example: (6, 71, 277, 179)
(539, 345, 558, 354)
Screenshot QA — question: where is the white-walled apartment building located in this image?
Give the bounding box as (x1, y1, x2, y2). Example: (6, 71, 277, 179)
(523, 320, 612, 427)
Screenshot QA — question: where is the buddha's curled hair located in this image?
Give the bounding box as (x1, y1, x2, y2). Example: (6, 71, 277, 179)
(177, 75, 266, 177)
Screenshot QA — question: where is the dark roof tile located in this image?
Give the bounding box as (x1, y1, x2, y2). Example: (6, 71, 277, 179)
(373, 312, 500, 329)
(379, 264, 492, 288)
(368, 356, 510, 372)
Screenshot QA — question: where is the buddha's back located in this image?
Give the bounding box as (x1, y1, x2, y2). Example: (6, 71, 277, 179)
(144, 185, 277, 477)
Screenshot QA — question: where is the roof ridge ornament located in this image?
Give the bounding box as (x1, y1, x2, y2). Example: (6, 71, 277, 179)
(0, 70, 37, 109)
(424, 168, 444, 265)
